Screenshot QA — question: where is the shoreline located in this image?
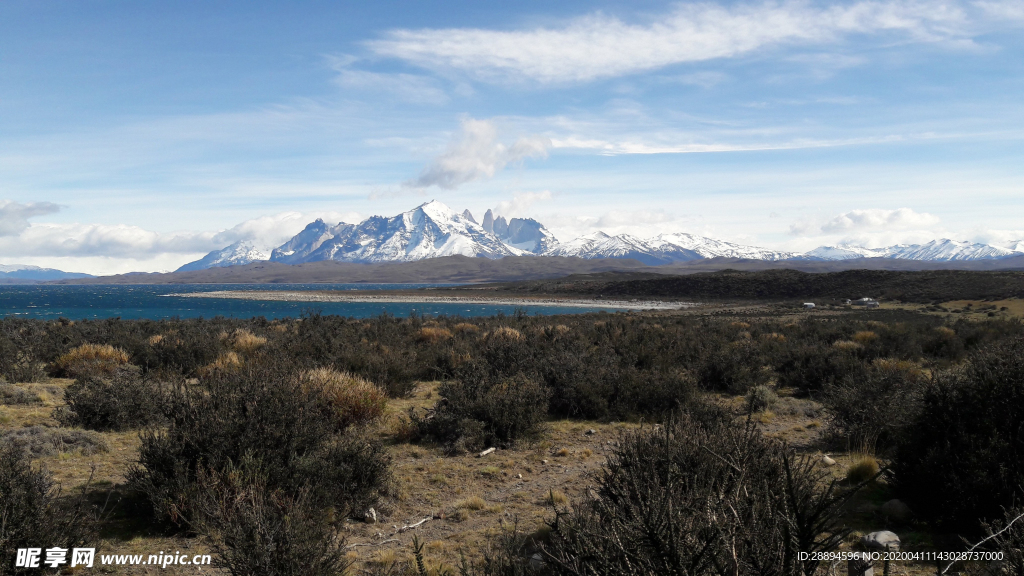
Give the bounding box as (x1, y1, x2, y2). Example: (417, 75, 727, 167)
(170, 290, 694, 311)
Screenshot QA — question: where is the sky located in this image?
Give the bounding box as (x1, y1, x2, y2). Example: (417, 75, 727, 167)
(1, 0, 1023, 274)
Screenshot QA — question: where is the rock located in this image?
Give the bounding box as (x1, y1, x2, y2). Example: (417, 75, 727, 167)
(516, 473, 523, 479)
(585, 429, 596, 436)
(528, 553, 546, 570)
(861, 530, 900, 551)
(880, 499, 912, 522)
(822, 455, 837, 467)
(478, 447, 496, 457)
(541, 459, 548, 465)
(364, 508, 377, 524)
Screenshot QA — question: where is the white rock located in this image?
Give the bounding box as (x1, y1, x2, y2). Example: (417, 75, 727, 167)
(364, 508, 377, 524)
(861, 531, 900, 551)
(822, 455, 837, 467)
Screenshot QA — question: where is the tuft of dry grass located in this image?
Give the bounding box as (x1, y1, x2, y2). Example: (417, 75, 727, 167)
(485, 326, 524, 344)
(832, 340, 863, 351)
(231, 329, 267, 354)
(457, 496, 487, 511)
(846, 456, 880, 484)
(555, 448, 570, 457)
(852, 331, 879, 344)
(198, 350, 242, 377)
(53, 344, 129, 377)
(299, 368, 387, 428)
(452, 322, 480, 334)
(761, 332, 786, 342)
(418, 326, 453, 343)
(730, 321, 751, 329)
(544, 490, 569, 506)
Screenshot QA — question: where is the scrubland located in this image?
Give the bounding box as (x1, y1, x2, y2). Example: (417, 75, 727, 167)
(2, 303, 1024, 575)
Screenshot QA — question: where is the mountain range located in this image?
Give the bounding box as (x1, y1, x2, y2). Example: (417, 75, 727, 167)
(177, 200, 1024, 271)
(0, 264, 93, 284)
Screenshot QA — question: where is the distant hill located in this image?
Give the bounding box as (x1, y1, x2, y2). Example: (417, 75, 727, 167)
(495, 268, 1024, 304)
(48, 253, 1024, 286)
(0, 264, 93, 284)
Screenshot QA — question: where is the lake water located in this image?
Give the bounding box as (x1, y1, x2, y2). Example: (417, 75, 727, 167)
(0, 284, 622, 320)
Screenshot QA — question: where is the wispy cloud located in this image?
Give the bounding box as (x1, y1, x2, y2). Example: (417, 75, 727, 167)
(329, 55, 449, 105)
(367, 1, 993, 84)
(402, 118, 550, 190)
(789, 207, 941, 236)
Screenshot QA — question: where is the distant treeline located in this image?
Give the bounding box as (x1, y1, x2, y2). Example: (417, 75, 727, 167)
(501, 269, 1024, 303)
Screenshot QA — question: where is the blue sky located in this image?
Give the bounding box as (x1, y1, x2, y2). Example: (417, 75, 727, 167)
(1, 0, 1023, 273)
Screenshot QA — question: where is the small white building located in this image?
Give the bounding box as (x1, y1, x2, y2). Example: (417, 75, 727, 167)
(803, 303, 815, 309)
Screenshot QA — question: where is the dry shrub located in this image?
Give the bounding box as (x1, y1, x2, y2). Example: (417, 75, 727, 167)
(231, 329, 267, 354)
(300, 368, 387, 429)
(761, 332, 786, 342)
(484, 326, 524, 344)
(852, 331, 879, 344)
(730, 321, 751, 329)
(452, 322, 480, 334)
(417, 326, 453, 344)
(832, 340, 863, 351)
(935, 326, 956, 338)
(0, 426, 108, 458)
(148, 334, 164, 345)
(53, 343, 130, 378)
(846, 456, 880, 484)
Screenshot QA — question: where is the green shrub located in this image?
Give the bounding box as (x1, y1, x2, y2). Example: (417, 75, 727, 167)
(128, 363, 392, 529)
(55, 367, 168, 431)
(192, 457, 350, 576)
(0, 426, 108, 458)
(0, 443, 97, 575)
(542, 405, 853, 576)
(0, 384, 43, 405)
(822, 359, 927, 451)
(894, 338, 1024, 530)
(419, 371, 550, 454)
(745, 384, 778, 413)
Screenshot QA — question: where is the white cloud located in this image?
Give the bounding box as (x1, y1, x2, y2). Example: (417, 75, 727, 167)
(0, 210, 360, 273)
(819, 207, 941, 233)
(367, 1, 987, 84)
(493, 190, 553, 217)
(0, 200, 61, 236)
(404, 118, 551, 190)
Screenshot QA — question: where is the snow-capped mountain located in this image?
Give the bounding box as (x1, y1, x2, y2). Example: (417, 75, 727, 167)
(546, 231, 795, 264)
(805, 239, 1016, 261)
(176, 240, 274, 272)
(0, 264, 92, 282)
(479, 209, 559, 254)
(546, 231, 677, 265)
(178, 201, 1024, 271)
(271, 201, 527, 264)
(650, 233, 794, 261)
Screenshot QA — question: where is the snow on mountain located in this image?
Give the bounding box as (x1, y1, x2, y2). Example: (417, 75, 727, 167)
(805, 239, 1016, 261)
(651, 233, 795, 261)
(478, 209, 558, 254)
(803, 245, 886, 260)
(270, 200, 524, 264)
(1002, 240, 1024, 253)
(881, 239, 1014, 261)
(543, 232, 681, 265)
(0, 264, 92, 281)
(176, 240, 274, 272)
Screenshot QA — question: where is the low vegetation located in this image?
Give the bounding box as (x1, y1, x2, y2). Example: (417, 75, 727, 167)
(1, 299, 1023, 573)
